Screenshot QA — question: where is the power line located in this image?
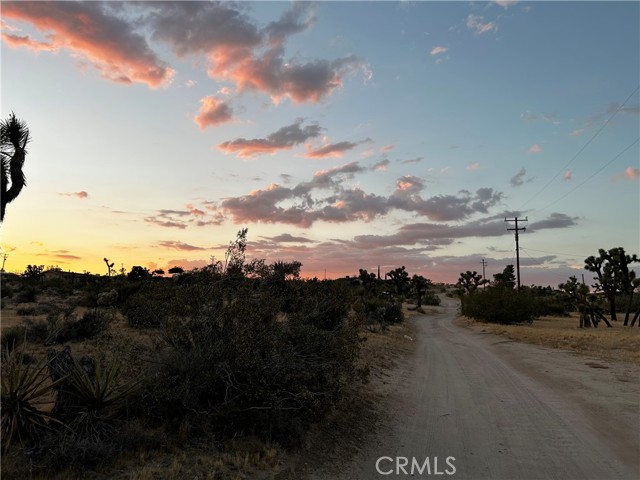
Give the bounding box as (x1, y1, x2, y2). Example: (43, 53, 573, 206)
(536, 137, 639, 213)
(519, 247, 573, 282)
(518, 85, 639, 211)
(524, 247, 590, 258)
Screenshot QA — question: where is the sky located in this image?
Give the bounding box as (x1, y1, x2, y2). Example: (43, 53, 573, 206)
(1, 0, 638, 286)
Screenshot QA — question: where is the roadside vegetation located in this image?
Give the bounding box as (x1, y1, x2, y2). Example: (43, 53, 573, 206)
(457, 247, 639, 328)
(457, 247, 640, 365)
(0, 229, 437, 478)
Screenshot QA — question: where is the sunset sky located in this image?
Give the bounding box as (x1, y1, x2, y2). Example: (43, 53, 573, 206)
(1, 0, 638, 285)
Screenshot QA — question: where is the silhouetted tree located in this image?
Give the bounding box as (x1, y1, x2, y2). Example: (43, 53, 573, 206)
(493, 265, 516, 289)
(558, 276, 611, 328)
(22, 264, 44, 280)
(606, 247, 639, 325)
(1, 112, 30, 222)
(584, 247, 638, 325)
(128, 266, 150, 281)
(358, 268, 377, 294)
(388, 266, 409, 296)
(411, 274, 432, 308)
(225, 228, 248, 277)
(103, 257, 115, 277)
(456, 270, 484, 295)
(168, 266, 184, 275)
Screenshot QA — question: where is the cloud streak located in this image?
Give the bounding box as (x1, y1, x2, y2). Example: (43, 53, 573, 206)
(217, 119, 322, 158)
(59, 191, 89, 199)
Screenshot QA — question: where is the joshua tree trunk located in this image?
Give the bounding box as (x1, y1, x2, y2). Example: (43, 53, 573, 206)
(1, 113, 30, 223)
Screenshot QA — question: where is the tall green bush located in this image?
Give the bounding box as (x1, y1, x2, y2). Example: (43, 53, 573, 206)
(461, 287, 536, 324)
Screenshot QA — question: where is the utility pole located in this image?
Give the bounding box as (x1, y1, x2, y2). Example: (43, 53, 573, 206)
(1, 253, 7, 273)
(505, 217, 527, 290)
(480, 258, 487, 289)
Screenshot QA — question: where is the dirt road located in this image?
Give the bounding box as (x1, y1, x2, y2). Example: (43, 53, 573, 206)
(312, 296, 639, 480)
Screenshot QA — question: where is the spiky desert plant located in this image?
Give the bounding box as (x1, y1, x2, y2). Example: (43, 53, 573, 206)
(65, 358, 138, 414)
(1, 348, 66, 451)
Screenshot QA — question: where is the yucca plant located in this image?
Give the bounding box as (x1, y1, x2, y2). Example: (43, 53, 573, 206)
(64, 359, 138, 415)
(1, 348, 66, 451)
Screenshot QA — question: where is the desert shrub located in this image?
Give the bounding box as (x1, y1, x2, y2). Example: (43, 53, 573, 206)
(29, 429, 118, 471)
(122, 282, 173, 328)
(14, 286, 36, 304)
(2, 283, 14, 298)
(461, 287, 536, 325)
(97, 289, 118, 307)
(24, 319, 50, 344)
(531, 294, 568, 316)
(362, 296, 404, 324)
(16, 303, 53, 316)
(2, 326, 26, 354)
(53, 310, 110, 343)
(284, 281, 351, 331)
(138, 284, 360, 446)
(615, 293, 640, 314)
(422, 291, 441, 306)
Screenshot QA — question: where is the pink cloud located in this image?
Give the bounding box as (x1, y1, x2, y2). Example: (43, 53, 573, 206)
(493, 1, 519, 8)
(1, 33, 56, 51)
(625, 167, 640, 180)
(371, 159, 390, 171)
(216, 48, 367, 104)
(157, 241, 206, 251)
(305, 141, 360, 159)
(218, 120, 322, 158)
(564, 170, 572, 181)
(194, 96, 234, 129)
(185, 204, 206, 216)
(466, 162, 482, 170)
(4, 2, 369, 106)
(466, 15, 497, 34)
(569, 129, 584, 137)
(144, 204, 225, 229)
(59, 191, 89, 199)
(149, 2, 367, 104)
(2, 1, 174, 88)
(613, 167, 640, 182)
(381, 145, 395, 152)
(430, 46, 448, 56)
(529, 144, 543, 153)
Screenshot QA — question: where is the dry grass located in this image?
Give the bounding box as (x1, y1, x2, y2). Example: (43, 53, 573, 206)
(459, 314, 640, 365)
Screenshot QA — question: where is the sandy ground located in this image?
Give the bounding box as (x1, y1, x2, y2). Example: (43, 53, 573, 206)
(307, 296, 640, 480)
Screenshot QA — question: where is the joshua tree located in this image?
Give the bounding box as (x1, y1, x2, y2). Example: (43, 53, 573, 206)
(456, 270, 484, 296)
(103, 257, 115, 277)
(1, 112, 30, 222)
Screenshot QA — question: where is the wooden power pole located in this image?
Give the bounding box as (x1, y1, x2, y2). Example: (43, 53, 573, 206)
(505, 217, 527, 289)
(480, 258, 487, 288)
